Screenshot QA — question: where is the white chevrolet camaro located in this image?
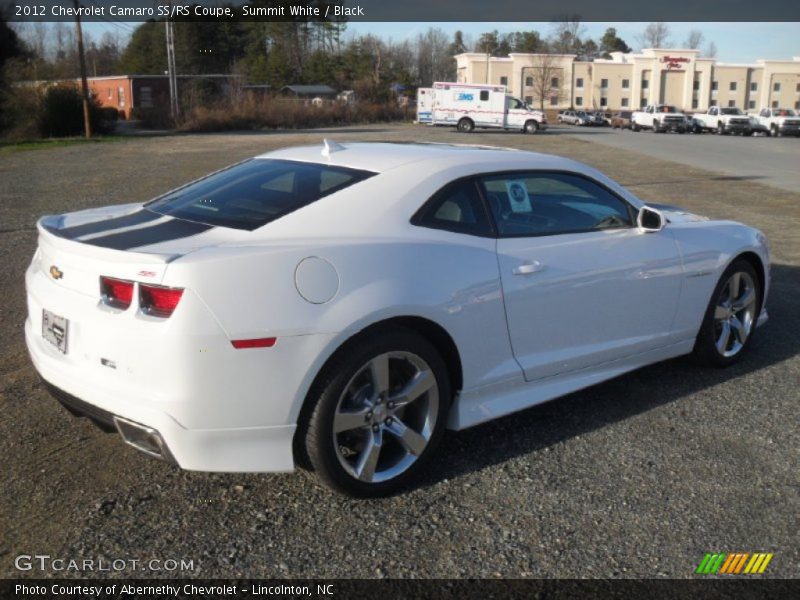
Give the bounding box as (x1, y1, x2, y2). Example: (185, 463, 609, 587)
(25, 141, 769, 496)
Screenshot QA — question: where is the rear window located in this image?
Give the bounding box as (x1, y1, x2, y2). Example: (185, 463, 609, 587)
(146, 159, 375, 230)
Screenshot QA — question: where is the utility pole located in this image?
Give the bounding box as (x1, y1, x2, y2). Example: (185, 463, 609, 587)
(72, 0, 92, 138)
(164, 6, 179, 122)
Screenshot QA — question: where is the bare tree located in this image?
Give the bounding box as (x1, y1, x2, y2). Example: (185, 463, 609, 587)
(550, 17, 586, 54)
(684, 29, 704, 50)
(526, 54, 568, 112)
(703, 41, 718, 58)
(638, 22, 672, 50)
(416, 27, 453, 85)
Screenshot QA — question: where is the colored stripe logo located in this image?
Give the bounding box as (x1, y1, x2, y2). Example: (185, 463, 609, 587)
(696, 552, 773, 575)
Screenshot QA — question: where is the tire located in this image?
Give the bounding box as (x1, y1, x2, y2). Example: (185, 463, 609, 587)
(524, 120, 539, 134)
(632, 123, 640, 132)
(717, 122, 726, 135)
(691, 259, 761, 367)
(302, 327, 451, 497)
(651, 120, 659, 133)
(457, 118, 474, 133)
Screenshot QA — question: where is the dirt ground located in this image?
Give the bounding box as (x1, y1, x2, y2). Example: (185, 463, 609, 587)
(1, 123, 797, 578)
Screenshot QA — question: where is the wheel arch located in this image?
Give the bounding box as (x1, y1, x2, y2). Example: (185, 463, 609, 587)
(291, 315, 464, 466)
(732, 250, 766, 301)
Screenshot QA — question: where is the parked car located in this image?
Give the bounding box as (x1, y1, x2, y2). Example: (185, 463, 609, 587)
(558, 110, 589, 126)
(610, 111, 633, 129)
(586, 111, 609, 126)
(692, 106, 752, 135)
(26, 141, 770, 496)
(748, 116, 770, 136)
(631, 104, 688, 133)
(754, 108, 800, 137)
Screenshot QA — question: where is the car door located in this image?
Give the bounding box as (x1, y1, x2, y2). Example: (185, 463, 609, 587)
(505, 97, 526, 128)
(481, 171, 683, 382)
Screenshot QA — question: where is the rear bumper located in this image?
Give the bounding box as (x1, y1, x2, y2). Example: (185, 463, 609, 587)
(28, 319, 297, 472)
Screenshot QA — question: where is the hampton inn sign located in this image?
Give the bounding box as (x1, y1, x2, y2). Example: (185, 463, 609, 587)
(455, 48, 800, 112)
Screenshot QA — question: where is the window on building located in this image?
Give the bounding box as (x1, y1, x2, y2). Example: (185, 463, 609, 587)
(621, 79, 629, 89)
(575, 77, 583, 88)
(711, 81, 718, 91)
(729, 82, 737, 91)
(748, 100, 756, 109)
(621, 97, 629, 107)
(575, 96, 583, 106)
(551, 77, 559, 89)
(600, 78, 608, 89)
(796, 83, 800, 92)
(693, 81, 700, 91)
(500, 76, 508, 86)
(118, 87, 125, 108)
(640, 98, 647, 107)
(107, 88, 112, 99)
(795, 101, 800, 110)
(710, 99, 717, 106)
(750, 82, 757, 92)
(692, 99, 698, 109)
(549, 96, 558, 106)
(772, 100, 779, 108)
(641, 80, 649, 90)
(773, 82, 781, 92)
(728, 99, 736, 107)
(600, 97, 608, 106)
(525, 76, 533, 87)
(139, 86, 153, 108)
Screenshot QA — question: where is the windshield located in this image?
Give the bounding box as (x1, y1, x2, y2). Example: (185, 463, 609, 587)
(146, 159, 376, 230)
(720, 108, 743, 115)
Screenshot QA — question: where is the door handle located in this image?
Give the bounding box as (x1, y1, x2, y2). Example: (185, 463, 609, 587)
(512, 261, 545, 276)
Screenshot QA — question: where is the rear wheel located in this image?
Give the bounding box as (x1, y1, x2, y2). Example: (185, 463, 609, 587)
(692, 260, 761, 367)
(457, 118, 474, 133)
(523, 120, 539, 134)
(303, 328, 451, 497)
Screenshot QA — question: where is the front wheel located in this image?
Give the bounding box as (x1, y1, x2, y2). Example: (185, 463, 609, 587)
(691, 259, 761, 367)
(523, 120, 539, 134)
(717, 123, 726, 135)
(302, 328, 451, 497)
(457, 118, 474, 133)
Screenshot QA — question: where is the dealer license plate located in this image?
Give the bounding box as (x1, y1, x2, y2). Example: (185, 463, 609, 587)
(42, 308, 69, 354)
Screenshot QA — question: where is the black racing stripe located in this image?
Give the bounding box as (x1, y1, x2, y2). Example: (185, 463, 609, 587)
(85, 219, 214, 250)
(50, 209, 162, 239)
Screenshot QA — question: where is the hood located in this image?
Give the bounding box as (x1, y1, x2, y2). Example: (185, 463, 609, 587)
(647, 203, 709, 224)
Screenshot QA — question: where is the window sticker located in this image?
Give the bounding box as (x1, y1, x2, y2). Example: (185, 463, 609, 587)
(506, 180, 532, 213)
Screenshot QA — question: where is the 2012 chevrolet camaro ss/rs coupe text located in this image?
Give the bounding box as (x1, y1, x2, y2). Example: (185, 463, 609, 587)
(25, 141, 769, 496)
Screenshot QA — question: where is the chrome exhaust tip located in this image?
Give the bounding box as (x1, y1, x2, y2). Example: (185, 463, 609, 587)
(113, 416, 176, 464)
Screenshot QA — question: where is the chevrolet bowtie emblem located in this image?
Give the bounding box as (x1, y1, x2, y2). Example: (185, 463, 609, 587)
(49, 265, 63, 280)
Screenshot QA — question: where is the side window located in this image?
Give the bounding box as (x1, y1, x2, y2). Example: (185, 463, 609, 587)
(479, 90, 489, 101)
(479, 172, 633, 238)
(413, 179, 492, 237)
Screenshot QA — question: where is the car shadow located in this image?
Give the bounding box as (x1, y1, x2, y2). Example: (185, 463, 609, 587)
(417, 262, 799, 490)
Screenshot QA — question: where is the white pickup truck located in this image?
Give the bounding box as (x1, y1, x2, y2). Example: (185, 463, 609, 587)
(692, 106, 753, 135)
(754, 107, 800, 137)
(631, 104, 688, 133)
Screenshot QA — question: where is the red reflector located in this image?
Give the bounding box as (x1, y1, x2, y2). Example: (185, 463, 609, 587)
(100, 276, 134, 309)
(140, 284, 184, 318)
(231, 338, 277, 349)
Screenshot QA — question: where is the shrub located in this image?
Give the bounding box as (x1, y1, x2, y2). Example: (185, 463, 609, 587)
(36, 85, 114, 138)
(178, 97, 406, 133)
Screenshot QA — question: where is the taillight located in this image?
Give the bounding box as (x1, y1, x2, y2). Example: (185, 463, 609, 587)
(100, 276, 134, 310)
(140, 284, 184, 318)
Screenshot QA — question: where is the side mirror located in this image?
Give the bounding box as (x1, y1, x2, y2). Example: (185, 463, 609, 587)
(637, 206, 665, 232)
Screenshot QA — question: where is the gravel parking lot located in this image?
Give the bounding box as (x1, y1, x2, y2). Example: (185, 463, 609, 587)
(1, 123, 798, 579)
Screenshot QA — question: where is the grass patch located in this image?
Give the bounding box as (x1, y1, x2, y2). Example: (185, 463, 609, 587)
(0, 136, 127, 156)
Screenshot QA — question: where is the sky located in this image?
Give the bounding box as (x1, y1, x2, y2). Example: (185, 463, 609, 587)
(82, 22, 800, 64)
